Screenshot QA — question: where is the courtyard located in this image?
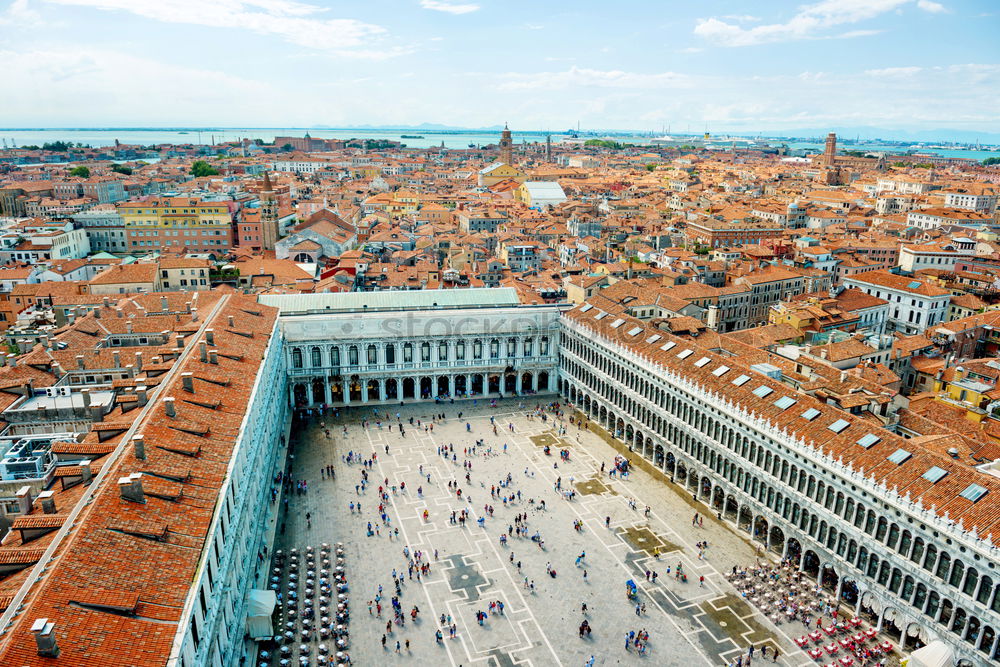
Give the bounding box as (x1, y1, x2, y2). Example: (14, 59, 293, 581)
(272, 399, 816, 666)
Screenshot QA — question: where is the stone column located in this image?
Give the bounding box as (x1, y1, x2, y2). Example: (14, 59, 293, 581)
(342, 379, 350, 405)
(323, 376, 332, 406)
(379, 379, 386, 402)
(361, 378, 369, 403)
(876, 608, 885, 632)
(515, 372, 522, 394)
(448, 375, 455, 397)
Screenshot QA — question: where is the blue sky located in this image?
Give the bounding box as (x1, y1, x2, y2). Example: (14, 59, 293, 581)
(0, 0, 998, 136)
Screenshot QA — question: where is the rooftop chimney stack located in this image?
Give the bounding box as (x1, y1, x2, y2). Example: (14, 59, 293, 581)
(209, 349, 218, 365)
(160, 295, 169, 312)
(199, 341, 208, 363)
(182, 372, 194, 393)
(112, 350, 121, 368)
(228, 315, 235, 328)
(6, 354, 15, 367)
(37, 490, 56, 514)
(81, 460, 92, 486)
(76, 355, 85, 370)
(205, 329, 214, 345)
(16, 486, 33, 515)
(31, 619, 59, 658)
(51, 361, 62, 377)
(136, 385, 148, 407)
(135, 351, 143, 371)
(164, 397, 176, 418)
(185, 301, 191, 313)
(102, 296, 110, 307)
(118, 473, 144, 503)
(175, 333, 184, 348)
(191, 307, 198, 322)
(115, 308, 123, 318)
(126, 321, 133, 334)
(132, 434, 145, 460)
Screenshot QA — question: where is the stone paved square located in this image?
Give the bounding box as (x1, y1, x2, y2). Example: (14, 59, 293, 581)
(274, 399, 814, 666)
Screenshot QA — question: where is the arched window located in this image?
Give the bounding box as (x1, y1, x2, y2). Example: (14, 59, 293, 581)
(421, 342, 430, 362)
(456, 340, 465, 360)
(489, 338, 499, 359)
(310, 346, 322, 367)
(291, 347, 302, 369)
(367, 344, 377, 365)
(330, 346, 340, 366)
(348, 345, 359, 366)
(403, 343, 413, 363)
(524, 338, 533, 356)
(541, 336, 550, 355)
(473, 339, 483, 359)
(507, 338, 516, 357)
(385, 344, 395, 365)
(439, 341, 448, 360)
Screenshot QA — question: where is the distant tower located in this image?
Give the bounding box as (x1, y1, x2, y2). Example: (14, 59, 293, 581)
(824, 132, 837, 166)
(260, 171, 279, 251)
(545, 134, 552, 162)
(499, 124, 513, 165)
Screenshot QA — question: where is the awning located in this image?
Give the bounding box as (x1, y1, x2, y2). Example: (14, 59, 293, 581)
(901, 640, 953, 667)
(246, 589, 276, 640)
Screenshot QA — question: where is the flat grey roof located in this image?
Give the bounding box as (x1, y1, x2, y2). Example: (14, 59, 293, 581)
(260, 288, 522, 315)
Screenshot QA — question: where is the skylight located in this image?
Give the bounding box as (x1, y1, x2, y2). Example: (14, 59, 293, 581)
(907, 280, 922, 290)
(580, 304, 593, 312)
(645, 334, 662, 344)
(712, 365, 731, 377)
(959, 483, 988, 503)
(801, 408, 821, 421)
(887, 448, 912, 465)
(732, 374, 751, 386)
(627, 326, 642, 337)
(595, 311, 608, 320)
(828, 419, 850, 433)
(857, 433, 881, 449)
(677, 349, 693, 359)
(694, 356, 711, 368)
(774, 396, 797, 410)
(922, 466, 948, 483)
(660, 341, 676, 351)
(752, 385, 774, 398)
(610, 318, 625, 329)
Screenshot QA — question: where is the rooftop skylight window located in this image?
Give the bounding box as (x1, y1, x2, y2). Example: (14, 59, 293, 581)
(645, 334, 662, 344)
(610, 318, 625, 329)
(922, 466, 948, 483)
(627, 326, 642, 336)
(828, 419, 850, 433)
(694, 356, 711, 368)
(959, 483, 988, 502)
(732, 374, 751, 387)
(857, 433, 881, 449)
(887, 448, 912, 465)
(677, 349, 693, 359)
(712, 365, 731, 377)
(752, 385, 774, 398)
(774, 396, 797, 410)
(801, 408, 821, 421)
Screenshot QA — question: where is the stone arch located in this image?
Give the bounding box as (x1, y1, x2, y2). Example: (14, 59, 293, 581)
(402, 377, 415, 399)
(821, 564, 839, 592)
(437, 375, 449, 397)
(366, 378, 380, 401)
(293, 383, 307, 406)
(311, 378, 324, 404)
(803, 550, 820, 578)
(538, 370, 549, 391)
(471, 374, 484, 395)
(738, 506, 752, 532)
(768, 525, 785, 554)
(521, 372, 534, 393)
(785, 537, 802, 566)
(753, 516, 769, 544)
(385, 378, 398, 400)
(724, 496, 739, 522)
(712, 486, 725, 511)
(420, 376, 433, 398)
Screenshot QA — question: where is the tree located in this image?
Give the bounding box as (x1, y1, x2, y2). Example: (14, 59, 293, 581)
(42, 140, 71, 152)
(69, 166, 90, 178)
(281, 143, 294, 152)
(111, 164, 133, 175)
(645, 163, 657, 172)
(190, 160, 220, 177)
(983, 157, 1000, 166)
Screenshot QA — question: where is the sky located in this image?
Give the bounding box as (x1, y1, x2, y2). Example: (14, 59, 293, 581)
(0, 0, 998, 138)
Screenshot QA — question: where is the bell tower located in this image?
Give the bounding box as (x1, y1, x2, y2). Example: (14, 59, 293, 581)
(499, 124, 513, 165)
(260, 171, 279, 251)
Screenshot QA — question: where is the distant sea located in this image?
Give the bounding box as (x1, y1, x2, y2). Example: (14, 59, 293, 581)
(1, 128, 998, 161)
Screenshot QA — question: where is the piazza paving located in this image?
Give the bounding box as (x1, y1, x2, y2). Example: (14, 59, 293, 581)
(273, 399, 815, 666)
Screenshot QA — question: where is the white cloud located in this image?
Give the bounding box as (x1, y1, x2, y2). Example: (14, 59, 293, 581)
(695, 0, 927, 46)
(0, 0, 41, 25)
(419, 0, 479, 15)
(498, 66, 691, 92)
(43, 0, 388, 53)
(865, 66, 923, 77)
(917, 0, 948, 13)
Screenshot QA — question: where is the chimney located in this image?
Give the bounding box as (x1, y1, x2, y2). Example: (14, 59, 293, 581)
(126, 321, 133, 334)
(160, 295, 169, 312)
(175, 333, 184, 348)
(181, 372, 194, 393)
(185, 301, 191, 313)
(136, 385, 148, 407)
(75, 354, 85, 370)
(80, 388, 91, 408)
(94, 307, 101, 319)
(205, 329, 215, 345)
(134, 351, 143, 371)
(112, 350, 121, 368)
(6, 354, 15, 367)
(102, 296, 110, 307)
(132, 434, 145, 460)
(37, 490, 56, 514)
(30, 619, 59, 658)
(51, 361, 62, 377)
(227, 315, 235, 328)
(125, 363, 134, 378)
(115, 308, 123, 318)
(39, 333, 49, 349)
(839, 370, 848, 383)
(191, 307, 198, 322)
(16, 486, 33, 515)
(164, 397, 176, 418)
(209, 349, 218, 365)
(80, 460, 92, 485)
(118, 473, 144, 503)
(199, 341, 208, 363)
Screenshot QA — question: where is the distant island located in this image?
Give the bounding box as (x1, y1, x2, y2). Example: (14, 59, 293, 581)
(400, 134, 424, 139)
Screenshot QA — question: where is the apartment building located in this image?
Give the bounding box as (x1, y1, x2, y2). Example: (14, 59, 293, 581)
(118, 197, 234, 253)
(843, 271, 950, 335)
